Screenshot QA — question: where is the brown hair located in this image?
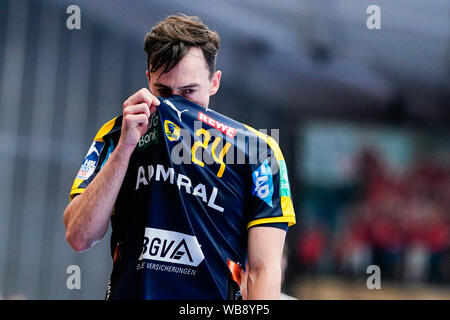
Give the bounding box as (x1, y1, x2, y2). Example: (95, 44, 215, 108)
(144, 14, 220, 78)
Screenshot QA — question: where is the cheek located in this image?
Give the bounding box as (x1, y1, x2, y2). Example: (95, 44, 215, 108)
(191, 90, 209, 107)
(148, 84, 158, 96)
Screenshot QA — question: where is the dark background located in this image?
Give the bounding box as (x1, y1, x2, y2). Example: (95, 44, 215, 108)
(0, 0, 448, 299)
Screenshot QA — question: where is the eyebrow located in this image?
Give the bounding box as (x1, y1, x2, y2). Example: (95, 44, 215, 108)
(154, 83, 200, 90)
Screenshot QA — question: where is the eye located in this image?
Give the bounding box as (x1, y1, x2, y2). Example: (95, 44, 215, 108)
(158, 89, 171, 97)
(182, 89, 195, 95)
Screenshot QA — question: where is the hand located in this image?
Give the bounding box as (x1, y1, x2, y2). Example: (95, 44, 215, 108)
(118, 88, 160, 152)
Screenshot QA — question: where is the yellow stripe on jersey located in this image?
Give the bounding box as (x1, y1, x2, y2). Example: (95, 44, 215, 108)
(69, 186, 85, 201)
(94, 117, 117, 142)
(244, 124, 296, 228)
(69, 117, 118, 201)
(281, 196, 295, 225)
(247, 215, 295, 229)
(244, 125, 284, 161)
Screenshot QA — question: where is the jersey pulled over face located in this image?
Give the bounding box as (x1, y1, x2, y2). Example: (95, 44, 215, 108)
(69, 95, 296, 300)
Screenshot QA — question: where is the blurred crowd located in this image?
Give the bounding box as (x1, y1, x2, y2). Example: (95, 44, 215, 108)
(295, 148, 450, 285)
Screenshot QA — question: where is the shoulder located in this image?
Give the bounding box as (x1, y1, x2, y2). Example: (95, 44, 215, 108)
(242, 123, 284, 161)
(94, 115, 122, 143)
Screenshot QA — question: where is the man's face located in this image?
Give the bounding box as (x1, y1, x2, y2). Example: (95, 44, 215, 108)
(147, 47, 221, 108)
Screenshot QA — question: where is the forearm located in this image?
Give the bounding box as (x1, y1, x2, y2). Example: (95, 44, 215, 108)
(64, 144, 133, 252)
(246, 227, 286, 300)
(246, 265, 282, 300)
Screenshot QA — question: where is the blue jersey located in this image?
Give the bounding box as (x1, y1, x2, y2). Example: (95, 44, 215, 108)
(69, 95, 296, 300)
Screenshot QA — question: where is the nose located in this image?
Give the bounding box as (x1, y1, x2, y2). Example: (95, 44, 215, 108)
(173, 90, 183, 97)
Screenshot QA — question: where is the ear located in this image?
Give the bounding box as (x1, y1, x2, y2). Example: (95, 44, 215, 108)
(209, 70, 221, 96)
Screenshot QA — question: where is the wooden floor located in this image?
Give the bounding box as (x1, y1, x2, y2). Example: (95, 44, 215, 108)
(288, 276, 450, 300)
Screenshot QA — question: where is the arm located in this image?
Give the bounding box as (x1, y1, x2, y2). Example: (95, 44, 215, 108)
(63, 144, 133, 252)
(63, 88, 159, 252)
(246, 226, 287, 300)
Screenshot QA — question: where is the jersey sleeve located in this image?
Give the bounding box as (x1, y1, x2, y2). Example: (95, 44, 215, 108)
(244, 125, 296, 229)
(69, 117, 118, 201)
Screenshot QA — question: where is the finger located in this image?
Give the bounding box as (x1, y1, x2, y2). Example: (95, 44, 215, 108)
(123, 103, 150, 118)
(123, 88, 160, 109)
(123, 114, 150, 137)
(124, 113, 149, 127)
(141, 88, 161, 107)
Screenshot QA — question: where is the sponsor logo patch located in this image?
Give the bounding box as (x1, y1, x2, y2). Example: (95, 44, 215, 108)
(164, 120, 181, 142)
(76, 141, 103, 180)
(252, 159, 274, 207)
(198, 111, 237, 138)
(278, 160, 291, 197)
(137, 112, 160, 150)
(139, 228, 204, 267)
